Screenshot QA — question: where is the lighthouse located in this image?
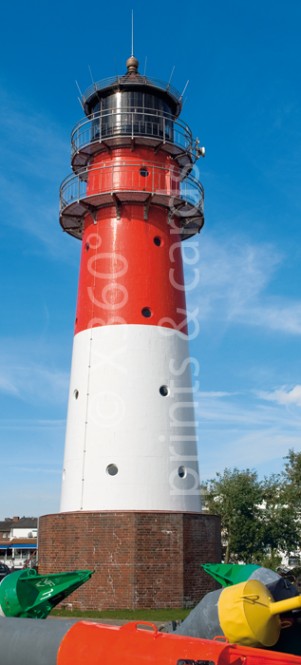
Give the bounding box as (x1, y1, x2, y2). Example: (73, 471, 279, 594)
(39, 55, 221, 609)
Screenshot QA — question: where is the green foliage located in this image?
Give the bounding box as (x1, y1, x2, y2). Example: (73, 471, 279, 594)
(260, 474, 299, 556)
(204, 450, 301, 564)
(256, 553, 282, 570)
(282, 449, 301, 507)
(205, 468, 263, 563)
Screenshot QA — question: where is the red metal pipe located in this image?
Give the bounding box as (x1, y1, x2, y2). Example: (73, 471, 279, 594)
(57, 621, 301, 665)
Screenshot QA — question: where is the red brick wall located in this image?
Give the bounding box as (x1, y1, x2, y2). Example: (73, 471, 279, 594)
(38, 511, 221, 610)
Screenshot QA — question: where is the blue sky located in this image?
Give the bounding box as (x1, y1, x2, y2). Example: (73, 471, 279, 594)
(0, 0, 301, 518)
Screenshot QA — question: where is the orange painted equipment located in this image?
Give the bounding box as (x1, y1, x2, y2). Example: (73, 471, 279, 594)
(57, 621, 301, 665)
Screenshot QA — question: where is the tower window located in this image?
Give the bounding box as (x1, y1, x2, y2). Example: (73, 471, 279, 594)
(106, 464, 118, 476)
(140, 166, 149, 177)
(141, 307, 152, 318)
(159, 385, 169, 397)
(178, 466, 186, 478)
(153, 236, 162, 246)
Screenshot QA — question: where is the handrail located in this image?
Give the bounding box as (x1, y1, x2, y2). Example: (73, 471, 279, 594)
(73, 107, 191, 133)
(60, 162, 204, 217)
(82, 75, 182, 106)
(71, 109, 197, 162)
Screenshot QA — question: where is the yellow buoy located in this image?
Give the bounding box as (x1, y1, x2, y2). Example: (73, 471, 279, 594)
(218, 578, 301, 647)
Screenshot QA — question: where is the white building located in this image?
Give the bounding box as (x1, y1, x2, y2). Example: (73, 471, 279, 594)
(0, 516, 37, 569)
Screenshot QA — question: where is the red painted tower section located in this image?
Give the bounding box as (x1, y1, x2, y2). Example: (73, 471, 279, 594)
(38, 55, 221, 608)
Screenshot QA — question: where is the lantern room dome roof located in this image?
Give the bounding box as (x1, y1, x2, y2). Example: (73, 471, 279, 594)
(82, 55, 183, 117)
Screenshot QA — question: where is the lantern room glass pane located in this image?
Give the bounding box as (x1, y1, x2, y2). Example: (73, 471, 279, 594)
(90, 90, 174, 141)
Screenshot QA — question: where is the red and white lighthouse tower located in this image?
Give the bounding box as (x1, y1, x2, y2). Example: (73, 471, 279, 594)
(60, 54, 204, 513)
(39, 55, 221, 609)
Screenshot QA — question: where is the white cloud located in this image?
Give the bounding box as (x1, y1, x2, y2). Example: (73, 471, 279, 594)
(0, 88, 68, 180)
(199, 391, 234, 398)
(198, 390, 301, 429)
(0, 419, 65, 431)
(197, 389, 301, 480)
(185, 234, 301, 335)
(0, 86, 78, 261)
(0, 338, 69, 406)
(199, 429, 301, 481)
(0, 374, 19, 396)
(257, 385, 301, 407)
(0, 362, 69, 405)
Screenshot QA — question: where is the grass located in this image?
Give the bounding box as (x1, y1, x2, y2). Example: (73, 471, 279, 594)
(51, 607, 190, 621)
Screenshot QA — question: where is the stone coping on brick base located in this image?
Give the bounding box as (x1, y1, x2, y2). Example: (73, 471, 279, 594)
(38, 511, 221, 610)
(40, 510, 220, 517)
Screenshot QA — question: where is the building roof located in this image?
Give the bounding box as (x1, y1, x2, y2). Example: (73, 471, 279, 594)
(0, 517, 37, 530)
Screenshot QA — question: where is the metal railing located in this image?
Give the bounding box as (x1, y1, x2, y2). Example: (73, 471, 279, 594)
(60, 163, 204, 218)
(71, 109, 196, 161)
(82, 75, 182, 106)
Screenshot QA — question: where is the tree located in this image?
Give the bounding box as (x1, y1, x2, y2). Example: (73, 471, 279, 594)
(282, 449, 301, 510)
(279, 449, 301, 560)
(205, 468, 263, 563)
(204, 460, 300, 565)
(260, 474, 299, 564)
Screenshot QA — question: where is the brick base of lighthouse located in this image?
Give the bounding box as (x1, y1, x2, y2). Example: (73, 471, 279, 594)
(38, 511, 221, 610)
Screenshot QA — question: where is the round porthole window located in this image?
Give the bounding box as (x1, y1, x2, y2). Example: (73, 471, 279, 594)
(106, 464, 118, 476)
(140, 166, 149, 177)
(73, 389, 79, 400)
(153, 236, 162, 246)
(141, 307, 152, 318)
(178, 466, 186, 478)
(159, 385, 169, 397)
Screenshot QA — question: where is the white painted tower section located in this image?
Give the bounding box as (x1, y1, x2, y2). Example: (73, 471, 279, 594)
(61, 325, 200, 512)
